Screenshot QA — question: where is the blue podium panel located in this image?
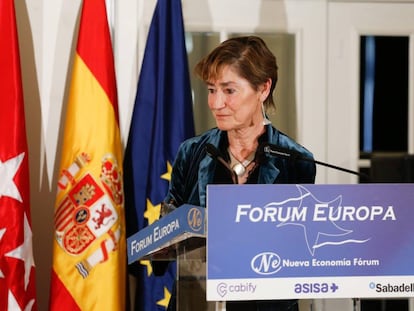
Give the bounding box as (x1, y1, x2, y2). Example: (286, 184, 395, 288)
(127, 204, 205, 264)
(206, 184, 414, 301)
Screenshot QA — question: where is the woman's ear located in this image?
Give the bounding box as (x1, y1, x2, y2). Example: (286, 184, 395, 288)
(260, 78, 272, 102)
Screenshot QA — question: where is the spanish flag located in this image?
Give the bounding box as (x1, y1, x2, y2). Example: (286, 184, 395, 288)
(49, 1, 126, 310)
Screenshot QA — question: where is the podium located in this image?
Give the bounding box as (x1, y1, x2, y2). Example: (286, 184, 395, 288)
(206, 183, 414, 302)
(127, 204, 215, 310)
(128, 183, 414, 310)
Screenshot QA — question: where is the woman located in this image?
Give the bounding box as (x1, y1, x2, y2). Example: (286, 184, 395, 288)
(164, 36, 316, 311)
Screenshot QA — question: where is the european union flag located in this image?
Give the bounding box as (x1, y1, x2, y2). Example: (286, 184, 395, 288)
(123, 0, 195, 310)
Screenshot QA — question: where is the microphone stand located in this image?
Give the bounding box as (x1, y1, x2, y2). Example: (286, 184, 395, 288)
(262, 145, 370, 182)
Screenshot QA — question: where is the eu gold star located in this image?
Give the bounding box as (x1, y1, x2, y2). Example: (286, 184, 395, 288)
(157, 286, 172, 308)
(161, 161, 172, 182)
(144, 199, 161, 225)
(140, 260, 153, 276)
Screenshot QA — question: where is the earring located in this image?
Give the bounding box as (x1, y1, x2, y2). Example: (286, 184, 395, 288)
(262, 102, 271, 125)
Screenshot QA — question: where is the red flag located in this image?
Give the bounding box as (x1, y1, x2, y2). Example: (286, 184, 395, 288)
(0, 0, 38, 310)
(49, 0, 126, 310)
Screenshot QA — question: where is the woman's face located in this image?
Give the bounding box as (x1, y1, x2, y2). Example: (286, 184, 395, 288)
(206, 65, 268, 132)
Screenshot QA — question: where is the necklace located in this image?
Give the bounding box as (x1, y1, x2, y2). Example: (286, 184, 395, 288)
(228, 148, 255, 177)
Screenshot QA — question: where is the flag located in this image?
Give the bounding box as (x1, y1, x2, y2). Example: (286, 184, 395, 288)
(49, 0, 126, 310)
(123, 0, 195, 309)
(0, 0, 37, 310)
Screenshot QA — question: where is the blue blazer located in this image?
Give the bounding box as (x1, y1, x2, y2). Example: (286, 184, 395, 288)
(164, 125, 316, 208)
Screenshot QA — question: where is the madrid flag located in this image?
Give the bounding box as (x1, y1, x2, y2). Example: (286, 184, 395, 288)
(0, 0, 37, 310)
(49, 0, 126, 310)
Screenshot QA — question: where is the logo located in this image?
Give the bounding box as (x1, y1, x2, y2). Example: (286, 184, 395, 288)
(236, 185, 373, 256)
(216, 282, 257, 297)
(251, 252, 282, 275)
(187, 207, 203, 232)
(217, 283, 227, 297)
(294, 282, 339, 294)
(372, 282, 414, 293)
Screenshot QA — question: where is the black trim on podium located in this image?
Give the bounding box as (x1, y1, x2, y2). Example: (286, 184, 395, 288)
(360, 152, 413, 311)
(370, 153, 414, 183)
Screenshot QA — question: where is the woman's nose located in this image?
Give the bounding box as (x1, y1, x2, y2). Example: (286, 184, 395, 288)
(209, 92, 225, 110)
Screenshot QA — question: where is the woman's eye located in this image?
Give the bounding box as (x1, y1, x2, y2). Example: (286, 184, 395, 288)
(207, 88, 216, 94)
(225, 88, 235, 94)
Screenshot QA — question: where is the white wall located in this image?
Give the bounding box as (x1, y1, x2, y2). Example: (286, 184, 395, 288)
(16, 1, 81, 309)
(327, 1, 414, 183)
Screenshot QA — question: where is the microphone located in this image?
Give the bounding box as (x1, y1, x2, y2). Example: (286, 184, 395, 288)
(205, 143, 238, 184)
(259, 142, 370, 181)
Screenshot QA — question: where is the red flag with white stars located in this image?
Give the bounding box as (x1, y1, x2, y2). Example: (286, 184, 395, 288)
(0, 0, 38, 310)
